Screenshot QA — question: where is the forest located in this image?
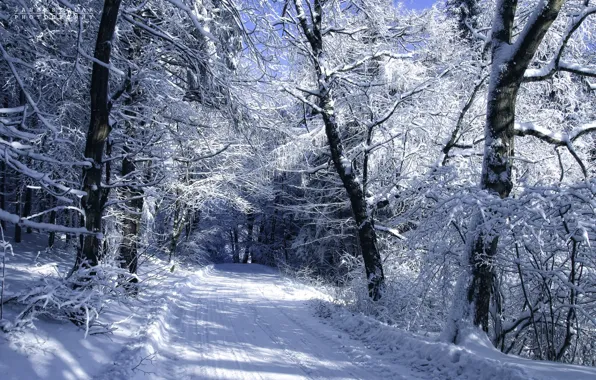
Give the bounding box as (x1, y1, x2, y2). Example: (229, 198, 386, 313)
(1, 0, 596, 377)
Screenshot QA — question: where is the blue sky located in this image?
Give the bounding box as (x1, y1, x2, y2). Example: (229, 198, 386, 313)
(401, 0, 438, 9)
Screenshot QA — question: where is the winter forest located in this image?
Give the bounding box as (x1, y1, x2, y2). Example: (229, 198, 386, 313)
(1, 0, 596, 379)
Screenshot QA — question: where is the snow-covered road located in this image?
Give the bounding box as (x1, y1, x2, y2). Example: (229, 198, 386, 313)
(126, 264, 415, 380)
(5, 256, 596, 380)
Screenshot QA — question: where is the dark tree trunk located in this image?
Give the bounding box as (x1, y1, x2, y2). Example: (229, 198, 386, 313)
(169, 195, 184, 262)
(466, 83, 517, 332)
(0, 99, 6, 230)
(14, 187, 21, 243)
(447, 0, 566, 343)
(253, 219, 266, 264)
(13, 90, 26, 242)
(65, 210, 73, 243)
(119, 152, 142, 277)
(320, 78, 385, 301)
(293, 0, 385, 300)
(117, 14, 144, 278)
(185, 213, 193, 241)
(77, 0, 123, 269)
(0, 161, 5, 229)
(242, 213, 254, 264)
(232, 227, 239, 263)
(23, 186, 32, 233)
(48, 197, 57, 248)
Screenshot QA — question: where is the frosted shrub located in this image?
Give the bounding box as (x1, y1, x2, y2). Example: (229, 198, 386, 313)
(7, 263, 135, 336)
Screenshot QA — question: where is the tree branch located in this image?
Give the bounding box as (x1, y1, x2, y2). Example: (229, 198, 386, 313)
(524, 6, 596, 81)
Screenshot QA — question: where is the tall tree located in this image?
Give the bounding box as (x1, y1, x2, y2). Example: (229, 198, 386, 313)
(289, 0, 386, 299)
(78, 0, 125, 269)
(446, 0, 596, 343)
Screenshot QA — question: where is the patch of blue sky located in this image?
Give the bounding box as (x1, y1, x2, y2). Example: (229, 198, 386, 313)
(397, 0, 439, 10)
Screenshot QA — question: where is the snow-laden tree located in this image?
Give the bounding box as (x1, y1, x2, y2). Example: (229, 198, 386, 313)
(444, 0, 596, 344)
(268, 0, 460, 300)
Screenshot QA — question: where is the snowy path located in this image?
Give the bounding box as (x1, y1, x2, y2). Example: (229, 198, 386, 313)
(124, 264, 417, 380)
(5, 257, 596, 380)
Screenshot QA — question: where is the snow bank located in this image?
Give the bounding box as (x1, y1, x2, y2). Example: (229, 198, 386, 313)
(96, 264, 208, 379)
(312, 301, 596, 380)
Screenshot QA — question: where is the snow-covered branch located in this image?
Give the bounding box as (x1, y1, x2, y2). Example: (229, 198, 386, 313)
(514, 120, 596, 146)
(524, 6, 596, 82)
(327, 51, 414, 77)
(0, 209, 91, 235)
(163, 0, 217, 42)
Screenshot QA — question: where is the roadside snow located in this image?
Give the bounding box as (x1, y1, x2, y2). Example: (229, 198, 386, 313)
(0, 231, 177, 380)
(3, 243, 596, 380)
(313, 301, 596, 380)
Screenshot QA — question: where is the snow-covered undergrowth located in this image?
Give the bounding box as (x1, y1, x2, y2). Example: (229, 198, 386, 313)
(0, 231, 187, 379)
(96, 263, 200, 380)
(3, 264, 133, 335)
(312, 300, 596, 380)
(302, 257, 447, 334)
(0, 232, 138, 336)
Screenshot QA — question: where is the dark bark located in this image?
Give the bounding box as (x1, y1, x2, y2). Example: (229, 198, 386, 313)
(23, 186, 32, 234)
(321, 108, 385, 300)
(118, 151, 142, 277)
(169, 195, 184, 262)
(293, 0, 385, 300)
(0, 161, 5, 229)
(13, 90, 26, 242)
(459, 0, 565, 337)
(242, 213, 254, 264)
(446, 0, 481, 39)
(77, 0, 123, 269)
(48, 197, 56, 248)
(14, 187, 21, 243)
(65, 211, 73, 243)
(231, 227, 240, 263)
(116, 15, 145, 278)
(252, 219, 266, 264)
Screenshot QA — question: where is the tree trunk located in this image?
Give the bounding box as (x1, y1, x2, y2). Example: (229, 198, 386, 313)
(242, 213, 254, 264)
(467, 83, 518, 331)
(446, 0, 565, 343)
(23, 186, 32, 233)
(185, 213, 193, 241)
(232, 226, 239, 263)
(77, 0, 123, 269)
(169, 195, 184, 262)
(65, 210, 73, 243)
(253, 219, 266, 264)
(320, 97, 385, 300)
(293, 0, 385, 300)
(0, 162, 5, 230)
(14, 187, 21, 243)
(48, 197, 56, 248)
(117, 13, 144, 278)
(13, 90, 26, 242)
(118, 151, 142, 277)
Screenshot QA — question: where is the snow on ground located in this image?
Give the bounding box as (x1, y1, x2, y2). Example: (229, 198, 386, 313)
(99, 263, 419, 380)
(0, 231, 177, 380)
(313, 301, 596, 380)
(2, 236, 596, 380)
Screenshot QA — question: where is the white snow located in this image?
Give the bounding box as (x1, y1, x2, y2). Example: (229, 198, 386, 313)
(2, 241, 596, 380)
(314, 302, 596, 380)
(99, 264, 409, 380)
